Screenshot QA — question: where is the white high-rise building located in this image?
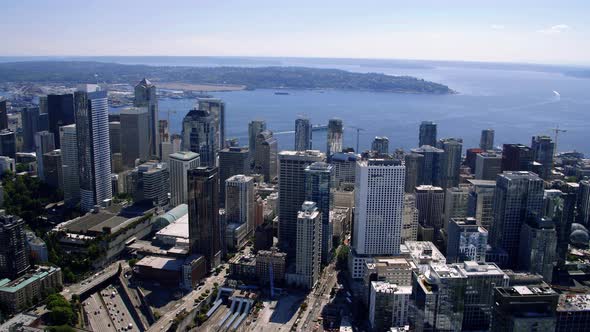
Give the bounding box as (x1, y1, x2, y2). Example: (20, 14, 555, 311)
(59, 124, 79, 206)
(74, 85, 112, 211)
(294, 201, 322, 289)
(353, 159, 405, 255)
(351, 159, 405, 279)
(169, 151, 200, 207)
(225, 175, 255, 235)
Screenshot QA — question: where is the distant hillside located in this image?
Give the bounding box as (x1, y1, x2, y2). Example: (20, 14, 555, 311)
(0, 61, 454, 94)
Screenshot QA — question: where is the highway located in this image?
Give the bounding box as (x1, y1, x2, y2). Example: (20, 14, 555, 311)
(147, 265, 228, 332)
(62, 260, 123, 300)
(84, 293, 116, 332)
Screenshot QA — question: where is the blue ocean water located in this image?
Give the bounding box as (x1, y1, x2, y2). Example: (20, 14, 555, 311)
(107, 57, 590, 155)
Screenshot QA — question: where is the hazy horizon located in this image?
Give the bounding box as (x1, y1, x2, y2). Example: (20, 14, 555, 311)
(2, 1, 589, 66)
(0, 55, 588, 69)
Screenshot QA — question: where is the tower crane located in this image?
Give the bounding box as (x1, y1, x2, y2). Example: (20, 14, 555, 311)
(551, 125, 567, 158)
(348, 126, 365, 153)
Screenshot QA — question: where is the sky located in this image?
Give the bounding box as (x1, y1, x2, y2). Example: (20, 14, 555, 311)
(1, 0, 589, 65)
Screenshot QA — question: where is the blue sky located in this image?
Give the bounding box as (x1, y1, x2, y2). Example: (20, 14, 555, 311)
(1, 0, 589, 64)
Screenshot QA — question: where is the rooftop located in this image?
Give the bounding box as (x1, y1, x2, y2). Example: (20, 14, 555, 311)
(467, 179, 497, 187)
(136, 256, 184, 272)
(156, 213, 189, 239)
(371, 281, 412, 294)
(0, 266, 60, 293)
(405, 241, 446, 267)
(558, 294, 590, 312)
(170, 151, 199, 161)
(415, 185, 444, 192)
(496, 284, 557, 298)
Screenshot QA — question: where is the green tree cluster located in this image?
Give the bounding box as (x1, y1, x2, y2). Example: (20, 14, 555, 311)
(1, 172, 62, 227)
(46, 294, 76, 326)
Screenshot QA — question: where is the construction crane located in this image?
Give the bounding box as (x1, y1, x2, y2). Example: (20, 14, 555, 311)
(163, 109, 178, 124)
(551, 125, 567, 158)
(348, 126, 365, 153)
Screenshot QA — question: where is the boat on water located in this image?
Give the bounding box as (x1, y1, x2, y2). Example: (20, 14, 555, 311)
(274, 91, 290, 95)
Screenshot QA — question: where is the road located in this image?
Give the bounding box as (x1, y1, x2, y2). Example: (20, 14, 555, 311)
(84, 293, 116, 332)
(147, 265, 228, 332)
(297, 263, 338, 332)
(62, 260, 123, 300)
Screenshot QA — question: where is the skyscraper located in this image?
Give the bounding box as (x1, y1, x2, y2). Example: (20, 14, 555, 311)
(546, 184, 577, 267)
(404, 152, 424, 193)
(490, 171, 544, 267)
(447, 217, 488, 263)
(402, 194, 419, 242)
(59, 124, 79, 206)
(21, 107, 42, 152)
(578, 180, 590, 226)
(109, 121, 121, 154)
(218, 147, 250, 206)
(353, 159, 405, 256)
(326, 118, 343, 158)
(531, 135, 555, 180)
(0, 130, 16, 159)
(415, 185, 445, 237)
(294, 201, 322, 289)
(42, 149, 62, 189)
(419, 121, 437, 147)
(0, 100, 7, 131)
(371, 136, 389, 155)
(331, 151, 358, 189)
(519, 217, 557, 283)
(187, 167, 221, 270)
(475, 152, 502, 180)
(225, 175, 255, 235)
(479, 129, 495, 151)
(182, 109, 216, 167)
(294, 117, 312, 151)
(410, 145, 444, 187)
(47, 93, 75, 148)
(466, 179, 496, 230)
(248, 120, 266, 157)
(34, 131, 55, 182)
(129, 161, 170, 207)
(0, 213, 29, 279)
(278, 150, 325, 261)
(120, 107, 150, 168)
(169, 151, 200, 207)
(74, 85, 112, 212)
(197, 97, 225, 151)
(443, 186, 470, 231)
(305, 161, 333, 264)
(134, 78, 159, 158)
(437, 137, 463, 189)
(254, 130, 278, 182)
(501, 144, 533, 172)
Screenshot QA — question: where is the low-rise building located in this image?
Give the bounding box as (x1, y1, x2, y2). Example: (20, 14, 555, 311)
(134, 255, 206, 290)
(25, 231, 48, 263)
(0, 266, 62, 313)
(491, 284, 558, 332)
(256, 248, 286, 286)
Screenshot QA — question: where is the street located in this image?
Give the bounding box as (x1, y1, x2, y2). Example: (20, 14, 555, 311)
(147, 265, 228, 332)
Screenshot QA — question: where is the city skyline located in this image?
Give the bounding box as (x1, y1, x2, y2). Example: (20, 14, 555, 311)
(1, 1, 589, 65)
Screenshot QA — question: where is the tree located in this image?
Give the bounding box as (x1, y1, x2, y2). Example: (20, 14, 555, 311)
(335, 245, 350, 270)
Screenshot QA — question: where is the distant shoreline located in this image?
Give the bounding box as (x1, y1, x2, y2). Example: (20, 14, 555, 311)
(156, 82, 246, 92)
(0, 60, 454, 95)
